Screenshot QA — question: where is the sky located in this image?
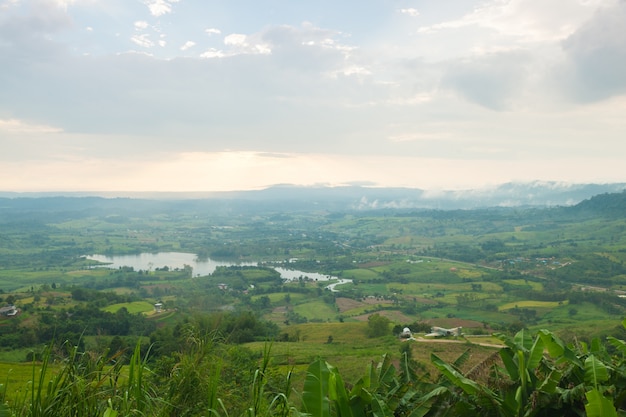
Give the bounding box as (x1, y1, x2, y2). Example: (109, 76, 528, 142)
(1, 0, 625, 193)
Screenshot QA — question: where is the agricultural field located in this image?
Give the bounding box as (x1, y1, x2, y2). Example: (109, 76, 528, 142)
(101, 301, 156, 314)
(1, 192, 626, 390)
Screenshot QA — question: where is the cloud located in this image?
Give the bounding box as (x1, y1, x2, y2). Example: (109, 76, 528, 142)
(418, 0, 610, 43)
(180, 40, 195, 51)
(49, 0, 82, 11)
(0, 0, 19, 10)
(0, 118, 63, 133)
(224, 33, 247, 46)
(398, 8, 419, 17)
(1, 0, 624, 178)
(205, 28, 221, 36)
(131, 33, 154, 48)
(258, 23, 359, 74)
(0, 0, 74, 72)
(199, 48, 224, 58)
(142, 0, 180, 17)
(223, 33, 271, 55)
(560, 2, 626, 101)
(0, 0, 73, 38)
(0, 20, 367, 148)
(135, 20, 149, 30)
(442, 51, 531, 110)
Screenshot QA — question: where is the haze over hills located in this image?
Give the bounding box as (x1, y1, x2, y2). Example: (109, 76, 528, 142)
(1, 181, 625, 212)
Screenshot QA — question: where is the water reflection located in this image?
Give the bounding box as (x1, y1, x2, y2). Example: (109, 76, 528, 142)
(85, 252, 351, 291)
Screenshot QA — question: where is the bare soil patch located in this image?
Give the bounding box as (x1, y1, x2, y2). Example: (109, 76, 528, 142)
(336, 297, 364, 313)
(336, 297, 395, 313)
(362, 298, 393, 305)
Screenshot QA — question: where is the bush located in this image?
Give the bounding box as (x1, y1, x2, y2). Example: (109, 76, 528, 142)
(366, 313, 390, 338)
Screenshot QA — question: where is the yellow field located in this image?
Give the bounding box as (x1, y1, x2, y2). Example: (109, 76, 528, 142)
(499, 300, 565, 311)
(390, 281, 503, 297)
(455, 269, 484, 279)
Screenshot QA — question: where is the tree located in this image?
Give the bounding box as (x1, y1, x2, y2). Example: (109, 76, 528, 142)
(366, 313, 390, 338)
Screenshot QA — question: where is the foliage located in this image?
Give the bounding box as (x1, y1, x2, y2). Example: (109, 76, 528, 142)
(366, 313, 391, 338)
(425, 324, 626, 417)
(5, 320, 626, 416)
(5, 192, 626, 415)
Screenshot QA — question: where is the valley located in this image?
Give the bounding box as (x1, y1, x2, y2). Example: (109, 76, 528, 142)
(1, 189, 626, 416)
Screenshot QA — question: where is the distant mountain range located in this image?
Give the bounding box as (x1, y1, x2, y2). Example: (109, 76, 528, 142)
(1, 181, 625, 211)
(228, 182, 626, 210)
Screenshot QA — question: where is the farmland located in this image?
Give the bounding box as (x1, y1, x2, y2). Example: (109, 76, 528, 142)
(1, 192, 626, 409)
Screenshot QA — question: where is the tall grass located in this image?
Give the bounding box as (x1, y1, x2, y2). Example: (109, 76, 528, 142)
(5, 340, 154, 417)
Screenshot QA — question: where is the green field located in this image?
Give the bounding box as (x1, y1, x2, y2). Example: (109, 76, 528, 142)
(1, 192, 626, 397)
(101, 301, 156, 314)
(292, 300, 339, 321)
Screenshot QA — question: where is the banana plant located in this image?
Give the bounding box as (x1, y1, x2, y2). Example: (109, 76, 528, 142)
(428, 329, 571, 417)
(301, 354, 433, 417)
(583, 354, 616, 417)
(301, 356, 395, 417)
(429, 328, 626, 417)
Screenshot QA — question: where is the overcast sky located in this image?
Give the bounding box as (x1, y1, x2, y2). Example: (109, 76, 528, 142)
(1, 0, 625, 192)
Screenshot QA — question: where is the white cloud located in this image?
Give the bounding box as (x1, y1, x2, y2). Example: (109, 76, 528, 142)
(325, 65, 371, 78)
(131, 33, 153, 48)
(223, 33, 271, 55)
(1, 1, 625, 193)
(398, 8, 419, 17)
(50, 0, 79, 10)
(180, 40, 195, 51)
(142, 0, 180, 17)
(134, 21, 149, 30)
(418, 0, 613, 43)
(199, 48, 224, 58)
(224, 33, 247, 46)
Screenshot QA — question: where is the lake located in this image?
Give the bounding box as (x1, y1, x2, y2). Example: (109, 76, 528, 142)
(86, 252, 255, 277)
(85, 252, 351, 291)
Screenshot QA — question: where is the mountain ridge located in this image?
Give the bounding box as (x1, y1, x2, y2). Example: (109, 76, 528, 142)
(0, 181, 624, 211)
